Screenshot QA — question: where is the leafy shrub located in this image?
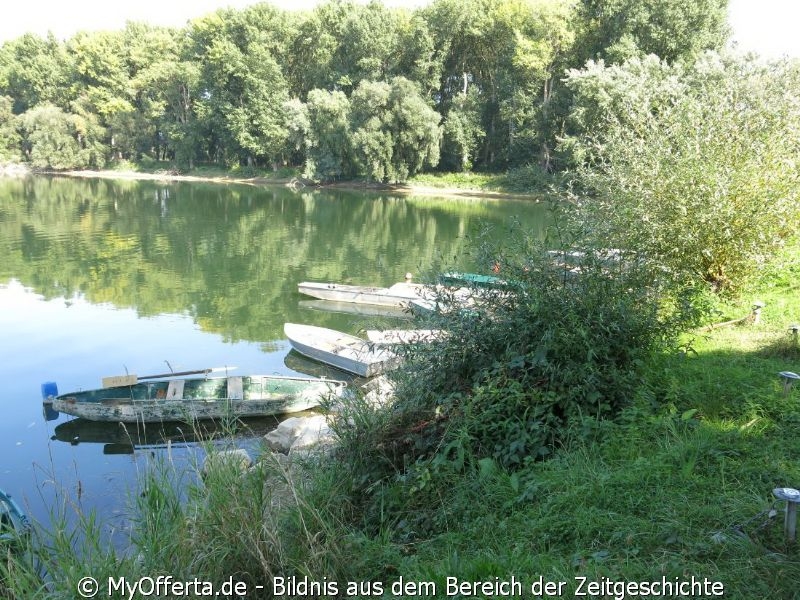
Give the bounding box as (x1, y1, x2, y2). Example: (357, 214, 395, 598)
(388, 223, 702, 470)
(500, 163, 561, 193)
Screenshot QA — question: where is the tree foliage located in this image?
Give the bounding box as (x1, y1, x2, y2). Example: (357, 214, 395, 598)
(0, 96, 20, 161)
(573, 0, 729, 64)
(0, 33, 72, 114)
(303, 88, 353, 181)
(190, 8, 291, 167)
(567, 52, 800, 292)
(19, 103, 104, 169)
(0, 0, 731, 175)
(350, 77, 441, 183)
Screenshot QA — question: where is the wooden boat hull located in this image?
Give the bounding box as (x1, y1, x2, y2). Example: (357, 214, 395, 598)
(52, 375, 344, 423)
(284, 323, 401, 377)
(297, 281, 425, 308)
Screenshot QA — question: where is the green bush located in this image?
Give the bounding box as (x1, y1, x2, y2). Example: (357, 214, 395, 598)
(384, 224, 702, 471)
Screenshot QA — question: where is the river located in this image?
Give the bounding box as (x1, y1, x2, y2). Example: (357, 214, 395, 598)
(0, 174, 547, 540)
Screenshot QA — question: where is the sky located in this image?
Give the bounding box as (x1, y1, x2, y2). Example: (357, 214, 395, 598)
(0, 0, 798, 60)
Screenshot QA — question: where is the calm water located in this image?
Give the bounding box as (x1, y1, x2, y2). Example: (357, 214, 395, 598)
(0, 175, 547, 533)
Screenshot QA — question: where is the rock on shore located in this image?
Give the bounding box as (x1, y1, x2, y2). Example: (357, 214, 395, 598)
(263, 415, 336, 457)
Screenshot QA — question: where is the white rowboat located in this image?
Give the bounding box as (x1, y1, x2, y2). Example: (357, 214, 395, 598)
(297, 281, 426, 308)
(284, 323, 401, 377)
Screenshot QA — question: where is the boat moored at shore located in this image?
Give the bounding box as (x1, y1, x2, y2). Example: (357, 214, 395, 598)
(284, 323, 401, 377)
(52, 374, 346, 423)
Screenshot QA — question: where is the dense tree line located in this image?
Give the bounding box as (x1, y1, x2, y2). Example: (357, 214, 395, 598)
(0, 0, 729, 181)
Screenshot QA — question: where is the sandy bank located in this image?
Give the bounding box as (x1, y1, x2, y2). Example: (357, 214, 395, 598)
(37, 168, 538, 201)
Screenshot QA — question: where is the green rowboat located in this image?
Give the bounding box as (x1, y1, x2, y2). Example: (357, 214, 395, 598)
(52, 374, 345, 423)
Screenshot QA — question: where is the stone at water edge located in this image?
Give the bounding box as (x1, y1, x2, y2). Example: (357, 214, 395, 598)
(362, 375, 396, 407)
(264, 415, 335, 454)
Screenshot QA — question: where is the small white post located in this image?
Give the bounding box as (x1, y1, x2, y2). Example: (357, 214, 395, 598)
(789, 324, 800, 346)
(774, 488, 800, 542)
(779, 371, 800, 396)
(751, 301, 766, 324)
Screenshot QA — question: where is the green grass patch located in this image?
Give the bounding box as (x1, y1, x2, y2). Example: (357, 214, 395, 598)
(409, 165, 562, 194)
(408, 171, 508, 191)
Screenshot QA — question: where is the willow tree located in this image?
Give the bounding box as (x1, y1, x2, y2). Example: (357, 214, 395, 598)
(350, 77, 441, 183)
(303, 88, 353, 181)
(19, 104, 101, 169)
(568, 53, 800, 292)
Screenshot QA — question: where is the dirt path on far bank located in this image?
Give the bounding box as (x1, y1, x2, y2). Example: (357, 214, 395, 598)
(44, 169, 538, 201)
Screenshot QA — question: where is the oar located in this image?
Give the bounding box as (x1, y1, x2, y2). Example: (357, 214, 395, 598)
(102, 367, 237, 388)
(136, 366, 238, 381)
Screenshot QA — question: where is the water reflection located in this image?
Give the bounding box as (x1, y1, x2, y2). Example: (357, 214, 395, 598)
(0, 174, 548, 528)
(0, 175, 547, 341)
(0, 281, 291, 527)
(51, 415, 289, 454)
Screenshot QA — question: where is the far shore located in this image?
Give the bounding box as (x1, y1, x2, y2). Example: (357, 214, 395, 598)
(4, 164, 539, 201)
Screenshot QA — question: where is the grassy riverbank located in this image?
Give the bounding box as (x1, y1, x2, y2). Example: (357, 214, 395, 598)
(5, 245, 799, 599)
(299, 244, 800, 598)
(369, 272, 800, 597)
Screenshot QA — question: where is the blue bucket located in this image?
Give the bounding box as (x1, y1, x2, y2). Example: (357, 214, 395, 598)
(40, 381, 58, 402)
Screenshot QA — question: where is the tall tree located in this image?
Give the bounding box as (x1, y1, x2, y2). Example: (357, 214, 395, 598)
(498, 0, 575, 170)
(573, 0, 730, 64)
(350, 77, 441, 183)
(314, 0, 403, 92)
(127, 24, 201, 165)
(0, 33, 72, 114)
(190, 7, 292, 167)
(66, 29, 134, 158)
(423, 0, 575, 170)
(284, 9, 338, 98)
(393, 11, 441, 97)
(440, 89, 483, 171)
(422, 0, 496, 159)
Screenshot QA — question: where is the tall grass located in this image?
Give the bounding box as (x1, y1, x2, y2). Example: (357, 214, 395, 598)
(2, 421, 359, 599)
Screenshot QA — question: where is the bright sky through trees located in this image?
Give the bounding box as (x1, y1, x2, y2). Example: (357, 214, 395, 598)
(0, 0, 798, 58)
(727, 0, 800, 58)
(0, 1, 422, 42)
